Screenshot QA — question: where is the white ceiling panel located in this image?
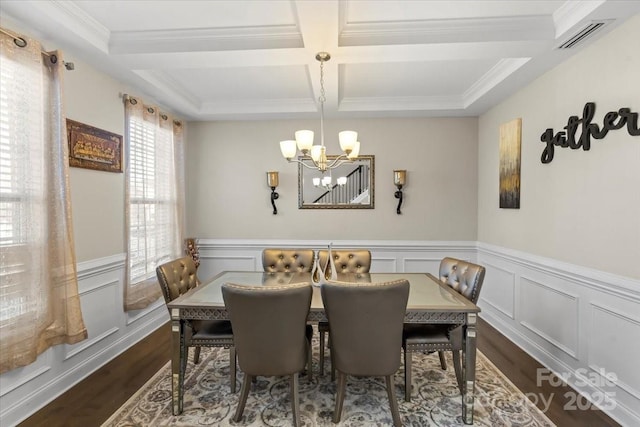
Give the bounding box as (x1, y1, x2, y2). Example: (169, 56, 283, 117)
(342, 60, 498, 98)
(1, 0, 638, 120)
(164, 65, 311, 101)
(74, 0, 297, 31)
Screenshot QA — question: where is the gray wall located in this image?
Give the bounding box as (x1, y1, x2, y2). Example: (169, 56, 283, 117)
(186, 117, 479, 241)
(477, 14, 640, 279)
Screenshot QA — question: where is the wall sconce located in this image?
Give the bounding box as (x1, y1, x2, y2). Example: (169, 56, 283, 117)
(394, 170, 406, 215)
(267, 171, 279, 215)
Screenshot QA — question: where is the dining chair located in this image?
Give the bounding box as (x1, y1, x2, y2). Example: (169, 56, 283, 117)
(321, 279, 409, 427)
(317, 249, 371, 378)
(402, 257, 485, 401)
(262, 248, 315, 273)
(156, 256, 237, 393)
(222, 281, 313, 427)
(261, 247, 315, 379)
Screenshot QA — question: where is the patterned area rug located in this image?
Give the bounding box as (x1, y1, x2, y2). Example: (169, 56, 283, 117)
(103, 334, 554, 426)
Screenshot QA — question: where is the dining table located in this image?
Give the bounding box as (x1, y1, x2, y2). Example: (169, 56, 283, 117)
(166, 271, 481, 424)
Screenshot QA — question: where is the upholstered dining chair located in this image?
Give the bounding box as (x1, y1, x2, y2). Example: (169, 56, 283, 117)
(321, 279, 409, 427)
(402, 257, 485, 402)
(261, 247, 315, 379)
(317, 249, 372, 377)
(262, 248, 315, 273)
(222, 282, 313, 427)
(156, 256, 237, 392)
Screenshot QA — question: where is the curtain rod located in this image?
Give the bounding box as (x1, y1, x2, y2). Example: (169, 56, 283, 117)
(0, 26, 74, 69)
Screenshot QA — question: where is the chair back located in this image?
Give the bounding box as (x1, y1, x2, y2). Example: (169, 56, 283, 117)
(262, 248, 314, 273)
(318, 249, 371, 274)
(439, 257, 486, 303)
(156, 256, 200, 305)
(321, 279, 409, 376)
(222, 282, 312, 376)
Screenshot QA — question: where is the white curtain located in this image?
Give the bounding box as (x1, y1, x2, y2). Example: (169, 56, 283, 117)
(124, 95, 185, 310)
(0, 29, 87, 373)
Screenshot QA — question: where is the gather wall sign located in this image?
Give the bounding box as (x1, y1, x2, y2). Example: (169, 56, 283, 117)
(540, 102, 639, 164)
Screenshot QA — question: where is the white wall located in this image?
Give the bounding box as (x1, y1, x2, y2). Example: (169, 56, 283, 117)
(186, 117, 479, 241)
(476, 14, 640, 426)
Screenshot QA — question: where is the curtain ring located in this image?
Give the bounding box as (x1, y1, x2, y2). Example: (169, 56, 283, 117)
(173, 120, 182, 127)
(50, 54, 58, 64)
(129, 98, 138, 105)
(147, 107, 155, 113)
(160, 114, 168, 121)
(14, 37, 27, 48)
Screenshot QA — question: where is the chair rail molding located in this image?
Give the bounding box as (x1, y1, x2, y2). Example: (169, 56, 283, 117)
(196, 239, 477, 278)
(476, 242, 640, 426)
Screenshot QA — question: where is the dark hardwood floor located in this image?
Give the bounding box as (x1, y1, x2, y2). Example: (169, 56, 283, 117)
(19, 318, 620, 427)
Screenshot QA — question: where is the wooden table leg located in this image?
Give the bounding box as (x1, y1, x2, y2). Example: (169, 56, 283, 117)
(171, 308, 185, 415)
(462, 313, 477, 424)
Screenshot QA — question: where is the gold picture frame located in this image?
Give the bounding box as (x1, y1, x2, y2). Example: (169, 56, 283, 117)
(67, 119, 122, 173)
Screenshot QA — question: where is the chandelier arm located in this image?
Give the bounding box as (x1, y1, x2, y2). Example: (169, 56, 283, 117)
(288, 158, 321, 170)
(326, 155, 350, 169)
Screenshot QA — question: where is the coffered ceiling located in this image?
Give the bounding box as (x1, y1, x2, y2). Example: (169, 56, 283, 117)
(1, 1, 638, 121)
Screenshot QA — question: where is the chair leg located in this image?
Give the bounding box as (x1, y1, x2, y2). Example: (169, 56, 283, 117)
(331, 354, 336, 381)
(452, 350, 463, 393)
(306, 339, 313, 382)
(438, 351, 447, 370)
(319, 329, 326, 376)
(330, 336, 336, 381)
(193, 346, 201, 364)
(230, 346, 237, 393)
(404, 348, 412, 402)
(385, 375, 402, 427)
(234, 373, 253, 422)
(290, 373, 301, 427)
(333, 371, 347, 423)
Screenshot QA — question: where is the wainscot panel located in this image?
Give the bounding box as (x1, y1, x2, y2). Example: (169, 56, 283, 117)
(477, 242, 640, 427)
(0, 254, 168, 427)
(196, 239, 478, 277)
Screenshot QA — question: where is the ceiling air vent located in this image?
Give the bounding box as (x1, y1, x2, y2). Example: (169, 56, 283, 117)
(557, 21, 610, 49)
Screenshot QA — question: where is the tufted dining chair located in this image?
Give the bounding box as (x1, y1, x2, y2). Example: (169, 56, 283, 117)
(261, 248, 315, 379)
(402, 257, 485, 401)
(222, 281, 312, 427)
(262, 248, 315, 273)
(156, 256, 237, 393)
(317, 249, 372, 378)
(321, 279, 409, 426)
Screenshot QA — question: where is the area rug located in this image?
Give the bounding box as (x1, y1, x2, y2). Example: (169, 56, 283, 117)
(102, 335, 554, 427)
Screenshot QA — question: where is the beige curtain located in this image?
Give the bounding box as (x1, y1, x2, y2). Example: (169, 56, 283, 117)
(124, 96, 185, 310)
(0, 29, 87, 374)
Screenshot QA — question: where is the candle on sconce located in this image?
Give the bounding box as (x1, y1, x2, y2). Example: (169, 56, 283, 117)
(394, 170, 406, 187)
(267, 171, 279, 188)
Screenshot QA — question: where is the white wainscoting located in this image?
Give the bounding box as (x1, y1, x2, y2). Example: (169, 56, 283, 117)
(196, 239, 477, 279)
(477, 242, 640, 427)
(2, 240, 637, 426)
(0, 254, 168, 427)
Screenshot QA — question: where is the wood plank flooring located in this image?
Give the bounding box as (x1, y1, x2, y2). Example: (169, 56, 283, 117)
(19, 318, 620, 427)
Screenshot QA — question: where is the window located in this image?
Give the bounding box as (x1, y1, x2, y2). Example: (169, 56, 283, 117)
(0, 44, 44, 322)
(124, 97, 184, 310)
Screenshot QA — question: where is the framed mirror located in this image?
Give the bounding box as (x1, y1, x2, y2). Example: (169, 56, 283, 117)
(298, 155, 374, 209)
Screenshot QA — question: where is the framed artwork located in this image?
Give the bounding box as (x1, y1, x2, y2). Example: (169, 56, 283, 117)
(499, 118, 522, 209)
(67, 119, 123, 173)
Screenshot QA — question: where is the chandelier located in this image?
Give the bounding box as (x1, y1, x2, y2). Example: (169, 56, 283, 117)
(279, 52, 361, 172)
